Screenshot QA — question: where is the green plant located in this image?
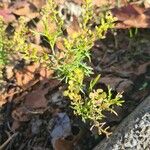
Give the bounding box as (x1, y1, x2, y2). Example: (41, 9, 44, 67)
(129, 28, 138, 38)
(38, 0, 123, 135)
(0, 17, 8, 82)
(41, 0, 116, 81)
(39, 0, 64, 55)
(0, 19, 7, 63)
(0, 16, 42, 83)
(64, 74, 124, 136)
(0, 0, 123, 136)
(11, 17, 40, 62)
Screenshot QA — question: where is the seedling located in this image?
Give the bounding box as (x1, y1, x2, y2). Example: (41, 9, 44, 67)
(0, 0, 124, 135)
(39, 0, 123, 135)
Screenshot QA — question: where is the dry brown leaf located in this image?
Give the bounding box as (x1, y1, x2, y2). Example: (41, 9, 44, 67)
(112, 4, 150, 28)
(116, 80, 133, 93)
(15, 63, 39, 88)
(131, 89, 150, 101)
(36, 19, 57, 33)
(54, 138, 74, 150)
(24, 80, 50, 109)
(54, 0, 66, 5)
(56, 38, 66, 51)
(93, 0, 116, 7)
(54, 127, 84, 150)
(0, 89, 20, 107)
(12, 106, 31, 122)
(0, 8, 15, 23)
(28, 0, 46, 9)
(63, 0, 121, 6)
(100, 76, 123, 90)
(73, 0, 84, 5)
(24, 90, 48, 109)
(14, 62, 54, 89)
(10, 1, 39, 19)
(136, 62, 150, 75)
(0, 95, 6, 107)
(11, 121, 21, 131)
(30, 43, 49, 55)
(38, 66, 53, 80)
(67, 17, 81, 37)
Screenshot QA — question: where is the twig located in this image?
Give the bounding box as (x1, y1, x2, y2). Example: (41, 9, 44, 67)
(0, 132, 18, 150)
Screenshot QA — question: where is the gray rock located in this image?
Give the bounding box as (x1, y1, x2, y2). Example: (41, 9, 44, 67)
(49, 113, 72, 148)
(31, 117, 42, 135)
(93, 96, 150, 150)
(50, 91, 63, 106)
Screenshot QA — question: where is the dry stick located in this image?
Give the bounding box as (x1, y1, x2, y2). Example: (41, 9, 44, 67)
(0, 132, 18, 150)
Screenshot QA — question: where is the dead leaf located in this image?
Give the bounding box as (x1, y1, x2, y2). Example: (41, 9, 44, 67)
(12, 106, 31, 122)
(0, 90, 19, 107)
(38, 66, 53, 80)
(100, 76, 123, 90)
(28, 0, 46, 9)
(37, 19, 57, 33)
(15, 63, 39, 88)
(67, 16, 81, 37)
(100, 76, 133, 92)
(24, 93, 47, 109)
(93, 0, 115, 7)
(11, 121, 21, 131)
(5, 65, 14, 80)
(24, 80, 50, 109)
(10, 1, 39, 20)
(56, 38, 66, 51)
(30, 43, 49, 55)
(136, 62, 150, 75)
(0, 95, 6, 107)
(0, 8, 15, 23)
(54, 138, 74, 150)
(15, 62, 54, 88)
(116, 80, 133, 93)
(112, 4, 150, 28)
(73, 0, 84, 5)
(24, 79, 60, 108)
(54, 0, 66, 5)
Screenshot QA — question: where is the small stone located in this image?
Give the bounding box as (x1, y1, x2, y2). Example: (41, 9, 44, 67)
(31, 117, 42, 135)
(131, 139, 137, 147)
(50, 91, 63, 105)
(124, 141, 132, 148)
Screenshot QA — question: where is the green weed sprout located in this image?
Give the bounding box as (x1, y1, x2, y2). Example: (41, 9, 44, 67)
(0, 17, 8, 82)
(64, 74, 124, 136)
(11, 17, 39, 62)
(39, 0, 122, 135)
(0, 18, 7, 65)
(40, 0, 63, 55)
(0, 0, 122, 136)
